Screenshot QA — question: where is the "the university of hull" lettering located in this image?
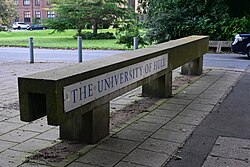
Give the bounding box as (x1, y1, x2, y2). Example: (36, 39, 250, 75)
(63, 54, 168, 112)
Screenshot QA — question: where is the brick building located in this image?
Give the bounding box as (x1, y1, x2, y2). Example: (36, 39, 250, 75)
(14, 0, 54, 24)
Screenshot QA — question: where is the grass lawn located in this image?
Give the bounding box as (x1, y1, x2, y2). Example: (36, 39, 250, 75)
(0, 29, 129, 50)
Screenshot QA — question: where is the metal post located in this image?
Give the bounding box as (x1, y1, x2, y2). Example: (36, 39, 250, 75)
(133, 37, 138, 50)
(29, 37, 34, 63)
(78, 36, 83, 63)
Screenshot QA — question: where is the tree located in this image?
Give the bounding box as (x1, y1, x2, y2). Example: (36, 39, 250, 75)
(116, 19, 147, 48)
(0, 0, 16, 26)
(224, 0, 250, 17)
(44, 0, 133, 37)
(142, 0, 250, 43)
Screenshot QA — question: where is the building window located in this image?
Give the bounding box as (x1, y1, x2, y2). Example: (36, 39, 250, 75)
(47, 11, 55, 18)
(35, 0, 40, 5)
(24, 11, 31, 22)
(23, 0, 30, 5)
(35, 11, 41, 19)
(35, 11, 41, 23)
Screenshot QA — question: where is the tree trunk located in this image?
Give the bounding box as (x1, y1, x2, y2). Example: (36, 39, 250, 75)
(77, 28, 82, 37)
(92, 23, 98, 36)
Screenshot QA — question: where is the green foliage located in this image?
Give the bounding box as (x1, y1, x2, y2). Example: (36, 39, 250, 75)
(137, 0, 148, 14)
(224, 0, 250, 17)
(43, 0, 133, 38)
(222, 17, 250, 39)
(80, 32, 115, 39)
(116, 20, 148, 48)
(0, 0, 16, 27)
(144, 0, 250, 42)
(0, 25, 8, 31)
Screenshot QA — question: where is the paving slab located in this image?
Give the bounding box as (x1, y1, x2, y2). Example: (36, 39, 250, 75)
(191, 98, 219, 105)
(207, 84, 232, 91)
(0, 115, 8, 122)
(0, 121, 23, 135)
(0, 149, 31, 167)
(97, 138, 140, 154)
(0, 140, 18, 153)
(209, 136, 250, 161)
(158, 103, 186, 111)
(188, 81, 211, 89)
(179, 109, 210, 119)
(150, 108, 180, 118)
(161, 121, 196, 134)
(138, 138, 179, 155)
(0, 129, 40, 143)
(174, 93, 198, 100)
(67, 162, 102, 167)
(140, 115, 171, 125)
(185, 103, 215, 112)
(76, 149, 125, 167)
(19, 163, 51, 167)
(113, 128, 152, 142)
(179, 86, 205, 95)
(0, 109, 19, 118)
(202, 156, 249, 167)
(34, 128, 60, 141)
(123, 148, 170, 167)
(19, 118, 54, 133)
(5, 115, 28, 125)
(166, 98, 192, 105)
(187, 82, 210, 89)
(151, 129, 190, 144)
(127, 121, 162, 132)
(114, 161, 146, 167)
(171, 115, 204, 126)
(201, 89, 226, 96)
(11, 138, 56, 153)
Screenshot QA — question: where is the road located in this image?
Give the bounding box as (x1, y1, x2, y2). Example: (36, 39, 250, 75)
(0, 47, 249, 70)
(0, 47, 126, 62)
(204, 53, 250, 71)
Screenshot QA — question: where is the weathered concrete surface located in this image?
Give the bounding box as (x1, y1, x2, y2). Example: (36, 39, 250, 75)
(18, 36, 208, 126)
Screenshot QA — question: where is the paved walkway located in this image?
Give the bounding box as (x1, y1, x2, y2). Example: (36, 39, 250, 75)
(166, 66, 250, 167)
(0, 60, 245, 167)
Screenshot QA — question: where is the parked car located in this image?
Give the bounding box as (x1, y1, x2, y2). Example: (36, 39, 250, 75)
(27, 24, 47, 30)
(231, 34, 250, 58)
(12, 22, 30, 30)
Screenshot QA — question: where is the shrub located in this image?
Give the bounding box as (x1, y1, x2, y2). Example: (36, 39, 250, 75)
(0, 24, 8, 31)
(116, 20, 148, 48)
(221, 16, 250, 40)
(75, 32, 116, 40)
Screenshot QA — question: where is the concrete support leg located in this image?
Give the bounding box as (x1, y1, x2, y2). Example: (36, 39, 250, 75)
(59, 102, 110, 144)
(142, 71, 172, 98)
(181, 56, 203, 76)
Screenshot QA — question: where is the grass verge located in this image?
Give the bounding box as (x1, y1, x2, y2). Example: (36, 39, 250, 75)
(0, 29, 129, 50)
